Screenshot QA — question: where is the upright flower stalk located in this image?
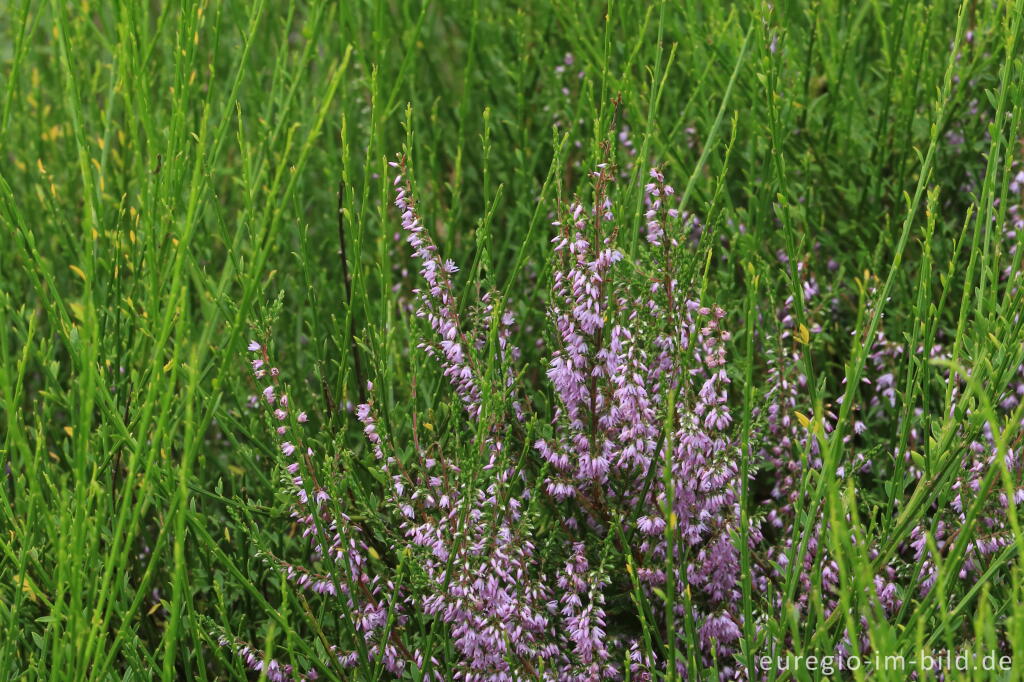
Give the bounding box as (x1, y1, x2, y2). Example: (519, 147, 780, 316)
(536, 164, 753, 675)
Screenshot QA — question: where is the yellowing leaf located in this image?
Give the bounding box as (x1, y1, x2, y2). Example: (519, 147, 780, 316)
(794, 411, 811, 429)
(14, 574, 37, 603)
(63, 426, 74, 437)
(795, 323, 810, 345)
(69, 265, 86, 281)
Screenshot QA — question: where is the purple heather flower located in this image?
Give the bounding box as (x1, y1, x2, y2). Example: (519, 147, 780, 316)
(392, 156, 483, 419)
(535, 165, 752, 670)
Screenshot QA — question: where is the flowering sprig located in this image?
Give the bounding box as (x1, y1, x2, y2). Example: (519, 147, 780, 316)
(555, 543, 617, 680)
(216, 631, 318, 682)
(535, 165, 754, 672)
(217, 342, 418, 679)
(391, 158, 483, 419)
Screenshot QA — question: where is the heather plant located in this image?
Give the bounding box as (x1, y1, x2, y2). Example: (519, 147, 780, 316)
(537, 163, 753, 674)
(217, 157, 756, 679)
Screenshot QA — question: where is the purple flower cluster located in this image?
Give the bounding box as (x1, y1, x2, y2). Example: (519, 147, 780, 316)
(831, 261, 1023, 601)
(555, 543, 616, 679)
(903, 139, 1024, 595)
(357, 393, 555, 680)
(223, 132, 1024, 681)
(751, 220, 1024, 639)
(644, 169, 701, 248)
(220, 343, 427, 679)
(751, 258, 915, 631)
(391, 159, 483, 418)
(225, 158, 763, 679)
(217, 632, 317, 682)
(536, 164, 752, 673)
(908, 387, 1024, 595)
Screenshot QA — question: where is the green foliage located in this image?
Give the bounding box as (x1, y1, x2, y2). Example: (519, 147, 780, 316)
(1, 0, 1023, 679)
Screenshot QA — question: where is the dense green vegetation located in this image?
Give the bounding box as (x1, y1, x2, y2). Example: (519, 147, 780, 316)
(2, 0, 1023, 679)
